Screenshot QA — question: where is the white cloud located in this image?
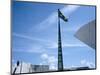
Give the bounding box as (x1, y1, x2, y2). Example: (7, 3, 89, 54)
(13, 32, 34, 40)
(30, 5, 80, 31)
(13, 46, 45, 53)
(13, 32, 55, 44)
(46, 42, 58, 49)
(47, 42, 86, 49)
(28, 45, 46, 53)
(13, 32, 86, 54)
(33, 12, 57, 31)
(48, 56, 57, 63)
(80, 59, 95, 68)
(49, 64, 57, 70)
(13, 32, 48, 42)
(41, 53, 48, 60)
(62, 5, 80, 16)
(40, 53, 57, 70)
(14, 32, 85, 49)
(62, 43, 86, 47)
(13, 32, 50, 53)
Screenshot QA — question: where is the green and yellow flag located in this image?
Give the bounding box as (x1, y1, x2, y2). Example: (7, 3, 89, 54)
(58, 9, 68, 22)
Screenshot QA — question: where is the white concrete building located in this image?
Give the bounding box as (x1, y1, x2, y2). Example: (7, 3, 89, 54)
(12, 62, 49, 74)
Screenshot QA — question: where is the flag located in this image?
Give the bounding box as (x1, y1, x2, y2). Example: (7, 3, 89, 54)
(58, 9, 68, 22)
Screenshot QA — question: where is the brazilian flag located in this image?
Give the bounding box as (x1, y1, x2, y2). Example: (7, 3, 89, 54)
(58, 9, 68, 22)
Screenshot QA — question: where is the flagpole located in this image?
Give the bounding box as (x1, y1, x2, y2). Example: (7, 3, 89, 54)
(58, 9, 63, 71)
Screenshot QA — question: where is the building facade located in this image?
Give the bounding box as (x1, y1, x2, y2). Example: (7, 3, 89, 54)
(12, 62, 49, 74)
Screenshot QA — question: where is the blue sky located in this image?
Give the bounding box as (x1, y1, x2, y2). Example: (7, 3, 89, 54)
(12, 1, 96, 70)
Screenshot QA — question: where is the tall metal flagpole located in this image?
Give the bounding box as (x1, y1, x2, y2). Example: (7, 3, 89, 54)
(58, 9, 63, 71)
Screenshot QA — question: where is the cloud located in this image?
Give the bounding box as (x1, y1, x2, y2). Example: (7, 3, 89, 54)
(40, 53, 57, 70)
(80, 59, 95, 68)
(30, 5, 80, 31)
(28, 45, 46, 53)
(13, 32, 47, 42)
(13, 32, 86, 54)
(13, 32, 52, 53)
(13, 32, 56, 45)
(41, 53, 48, 60)
(13, 45, 46, 53)
(48, 56, 57, 63)
(47, 42, 86, 49)
(13, 34, 46, 53)
(62, 43, 86, 47)
(32, 12, 57, 31)
(13, 32, 55, 53)
(62, 5, 80, 15)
